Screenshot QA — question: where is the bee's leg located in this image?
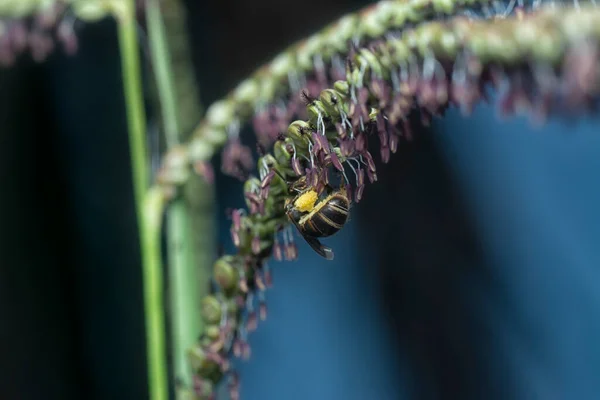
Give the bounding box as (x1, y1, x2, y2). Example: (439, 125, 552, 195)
(269, 167, 298, 190)
(305, 236, 334, 260)
(270, 167, 287, 182)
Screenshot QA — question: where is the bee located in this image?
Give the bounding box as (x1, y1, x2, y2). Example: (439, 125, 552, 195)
(285, 182, 350, 260)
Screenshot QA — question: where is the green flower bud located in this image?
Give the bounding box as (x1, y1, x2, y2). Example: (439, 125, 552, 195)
(486, 28, 519, 65)
(0, 0, 37, 18)
(270, 51, 296, 82)
(287, 120, 311, 142)
(274, 139, 292, 166)
(359, 48, 383, 78)
(360, 6, 387, 39)
(297, 34, 323, 71)
(256, 68, 279, 102)
(324, 15, 359, 53)
(406, 0, 431, 23)
(333, 80, 350, 96)
(307, 100, 329, 127)
(204, 325, 221, 341)
(531, 29, 563, 65)
(389, 38, 411, 65)
(188, 345, 208, 372)
(433, 0, 456, 14)
(319, 88, 346, 118)
(188, 135, 214, 162)
(71, 4, 108, 21)
(201, 295, 222, 324)
(244, 177, 261, 194)
(156, 146, 190, 187)
(232, 78, 259, 111)
(213, 257, 240, 293)
(203, 125, 228, 148)
(389, 3, 409, 26)
(205, 100, 234, 129)
(188, 346, 222, 382)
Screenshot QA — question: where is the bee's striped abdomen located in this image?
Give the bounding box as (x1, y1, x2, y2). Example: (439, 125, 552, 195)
(300, 193, 349, 238)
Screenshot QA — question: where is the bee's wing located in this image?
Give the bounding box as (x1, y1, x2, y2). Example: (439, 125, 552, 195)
(288, 218, 334, 260)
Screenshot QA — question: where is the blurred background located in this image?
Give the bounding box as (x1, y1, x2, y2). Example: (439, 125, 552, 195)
(2, 1, 600, 399)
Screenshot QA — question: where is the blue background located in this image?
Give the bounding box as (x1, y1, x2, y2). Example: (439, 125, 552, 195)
(2, 2, 600, 399)
(227, 105, 600, 400)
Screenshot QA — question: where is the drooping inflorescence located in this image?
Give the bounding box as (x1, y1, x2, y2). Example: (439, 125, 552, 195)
(0, 0, 143, 66)
(158, 0, 598, 190)
(186, 4, 600, 398)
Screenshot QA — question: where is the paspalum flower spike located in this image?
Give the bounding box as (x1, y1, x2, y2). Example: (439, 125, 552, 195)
(190, 8, 600, 398)
(174, 0, 599, 187)
(188, 5, 600, 398)
(0, 0, 142, 66)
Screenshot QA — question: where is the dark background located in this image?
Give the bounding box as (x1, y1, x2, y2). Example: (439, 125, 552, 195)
(2, 1, 600, 399)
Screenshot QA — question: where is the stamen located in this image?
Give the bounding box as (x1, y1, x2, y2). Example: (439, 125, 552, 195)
(346, 158, 360, 187)
(245, 292, 254, 312)
(220, 302, 228, 328)
(423, 53, 436, 82)
(391, 67, 401, 93)
(358, 62, 367, 88)
(282, 226, 290, 260)
(288, 70, 301, 94)
(307, 142, 315, 167)
(341, 168, 350, 186)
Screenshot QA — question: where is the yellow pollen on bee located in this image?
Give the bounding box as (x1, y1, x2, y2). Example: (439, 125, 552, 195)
(294, 190, 318, 212)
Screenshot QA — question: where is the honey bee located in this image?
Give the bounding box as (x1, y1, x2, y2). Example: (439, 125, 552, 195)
(285, 182, 350, 260)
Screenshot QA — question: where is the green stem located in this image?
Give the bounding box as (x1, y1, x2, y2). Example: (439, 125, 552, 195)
(146, 0, 180, 148)
(145, 0, 212, 396)
(117, 4, 169, 400)
(167, 199, 202, 394)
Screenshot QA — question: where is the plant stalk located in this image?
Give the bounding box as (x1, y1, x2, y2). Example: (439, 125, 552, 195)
(145, 0, 214, 397)
(117, 3, 169, 400)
